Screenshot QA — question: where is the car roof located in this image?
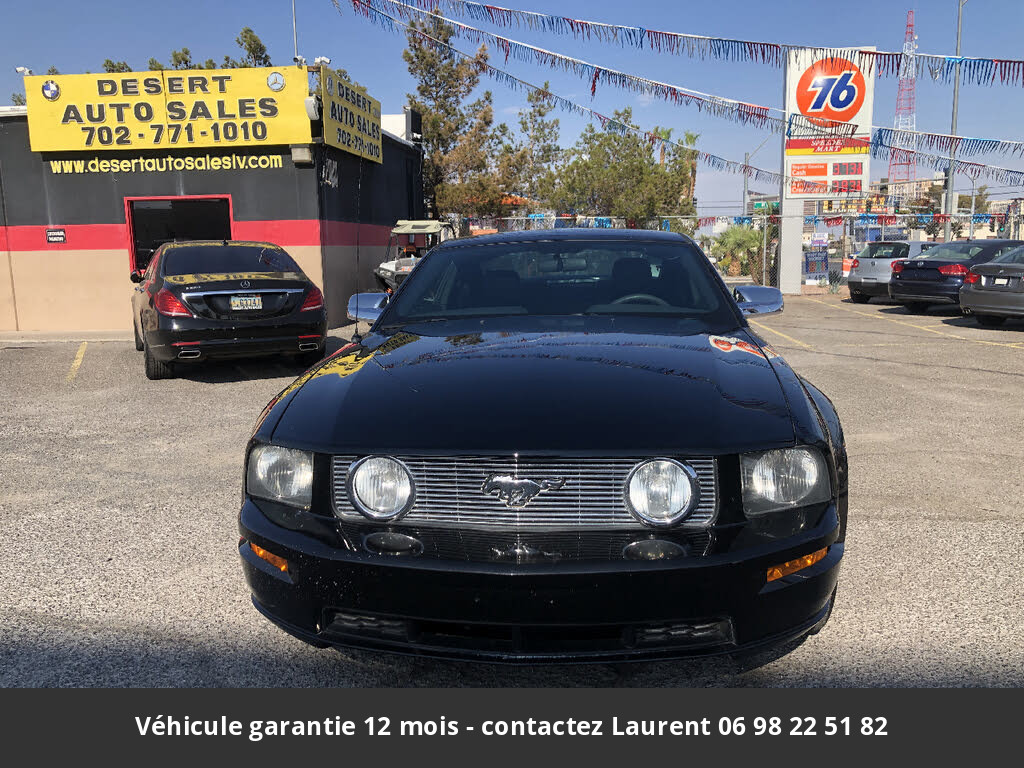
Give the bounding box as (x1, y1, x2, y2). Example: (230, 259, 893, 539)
(160, 240, 284, 251)
(439, 228, 693, 248)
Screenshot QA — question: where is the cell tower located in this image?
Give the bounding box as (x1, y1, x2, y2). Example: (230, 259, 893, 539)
(887, 10, 918, 209)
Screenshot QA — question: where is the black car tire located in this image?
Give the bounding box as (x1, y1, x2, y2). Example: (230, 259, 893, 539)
(849, 292, 870, 304)
(144, 338, 175, 380)
(905, 302, 931, 314)
(133, 318, 144, 351)
(976, 314, 1007, 327)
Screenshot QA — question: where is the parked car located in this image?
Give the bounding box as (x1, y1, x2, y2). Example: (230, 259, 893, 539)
(847, 241, 932, 303)
(888, 239, 1024, 313)
(131, 240, 327, 380)
(959, 244, 1024, 326)
(239, 229, 847, 663)
(373, 220, 454, 293)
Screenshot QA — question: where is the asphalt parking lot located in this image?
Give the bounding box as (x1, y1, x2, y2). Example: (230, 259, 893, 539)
(2, 296, 1023, 687)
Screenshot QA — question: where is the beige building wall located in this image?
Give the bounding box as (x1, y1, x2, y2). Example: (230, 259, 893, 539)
(0, 250, 18, 330)
(11, 249, 133, 332)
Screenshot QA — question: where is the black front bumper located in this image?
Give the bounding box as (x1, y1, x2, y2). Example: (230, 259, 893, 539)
(239, 499, 843, 663)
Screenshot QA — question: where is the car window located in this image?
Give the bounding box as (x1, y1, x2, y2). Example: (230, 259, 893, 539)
(987, 245, 1024, 262)
(856, 243, 904, 259)
(161, 245, 301, 276)
(143, 250, 160, 282)
(916, 244, 984, 261)
(384, 240, 737, 330)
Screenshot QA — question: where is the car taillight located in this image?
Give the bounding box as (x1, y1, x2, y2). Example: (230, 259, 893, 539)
(851, 258, 860, 269)
(300, 286, 324, 312)
(964, 270, 981, 284)
(891, 261, 905, 274)
(938, 263, 970, 276)
(154, 288, 193, 317)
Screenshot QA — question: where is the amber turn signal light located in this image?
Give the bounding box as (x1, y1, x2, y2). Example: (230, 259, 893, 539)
(249, 542, 289, 573)
(767, 547, 828, 582)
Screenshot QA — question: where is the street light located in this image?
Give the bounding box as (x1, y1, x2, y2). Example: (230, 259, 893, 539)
(943, 0, 969, 243)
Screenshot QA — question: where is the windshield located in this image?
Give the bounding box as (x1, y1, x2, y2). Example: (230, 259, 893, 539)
(856, 242, 907, 259)
(382, 239, 738, 330)
(161, 245, 301, 276)
(915, 243, 986, 261)
(992, 245, 1024, 265)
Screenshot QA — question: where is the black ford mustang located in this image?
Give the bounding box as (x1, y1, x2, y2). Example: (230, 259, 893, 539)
(131, 241, 327, 379)
(239, 229, 847, 663)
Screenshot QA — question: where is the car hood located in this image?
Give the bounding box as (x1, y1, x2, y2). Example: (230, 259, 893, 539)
(271, 327, 797, 455)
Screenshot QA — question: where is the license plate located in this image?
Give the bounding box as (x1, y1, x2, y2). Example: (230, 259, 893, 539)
(230, 295, 262, 311)
(993, 277, 1010, 286)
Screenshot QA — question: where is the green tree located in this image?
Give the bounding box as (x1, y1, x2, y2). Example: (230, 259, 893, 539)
(545, 108, 696, 224)
(11, 92, 26, 106)
(957, 184, 989, 215)
(716, 225, 764, 281)
(234, 27, 272, 67)
(103, 59, 132, 73)
(170, 48, 197, 70)
(510, 83, 561, 205)
(46, 66, 60, 75)
(402, 11, 491, 217)
(147, 58, 166, 71)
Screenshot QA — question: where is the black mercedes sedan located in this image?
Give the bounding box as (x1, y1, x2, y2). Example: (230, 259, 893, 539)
(239, 229, 847, 663)
(888, 239, 1024, 313)
(131, 241, 327, 379)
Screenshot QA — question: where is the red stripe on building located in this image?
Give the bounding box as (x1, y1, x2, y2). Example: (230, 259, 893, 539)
(0, 219, 395, 252)
(321, 220, 394, 248)
(232, 219, 321, 245)
(3, 224, 129, 251)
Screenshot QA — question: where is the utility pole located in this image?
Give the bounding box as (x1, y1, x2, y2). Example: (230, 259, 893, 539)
(742, 153, 749, 217)
(292, 0, 299, 61)
(943, 1, 968, 242)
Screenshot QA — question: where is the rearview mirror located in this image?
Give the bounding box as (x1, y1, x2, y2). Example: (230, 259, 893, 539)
(734, 285, 783, 316)
(347, 292, 389, 324)
(129, 271, 143, 284)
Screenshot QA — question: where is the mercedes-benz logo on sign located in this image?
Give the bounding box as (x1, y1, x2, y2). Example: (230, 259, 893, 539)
(266, 72, 285, 92)
(41, 80, 60, 101)
(240, 280, 251, 289)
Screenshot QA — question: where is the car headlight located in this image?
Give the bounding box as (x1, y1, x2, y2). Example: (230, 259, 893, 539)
(246, 445, 313, 509)
(624, 458, 700, 527)
(346, 456, 415, 521)
(741, 447, 830, 516)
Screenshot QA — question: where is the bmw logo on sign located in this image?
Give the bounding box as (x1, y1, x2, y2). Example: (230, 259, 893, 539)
(41, 80, 60, 101)
(266, 72, 285, 92)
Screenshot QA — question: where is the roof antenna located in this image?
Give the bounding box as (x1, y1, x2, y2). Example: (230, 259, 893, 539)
(351, 155, 365, 345)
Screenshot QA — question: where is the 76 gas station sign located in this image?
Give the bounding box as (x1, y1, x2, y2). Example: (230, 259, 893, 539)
(784, 51, 875, 199)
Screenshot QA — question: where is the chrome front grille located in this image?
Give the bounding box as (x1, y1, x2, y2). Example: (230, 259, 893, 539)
(330, 456, 718, 530)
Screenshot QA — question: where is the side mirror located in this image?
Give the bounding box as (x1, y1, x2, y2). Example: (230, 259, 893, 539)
(129, 271, 143, 284)
(734, 285, 783, 316)
(347, 292, 389, 324)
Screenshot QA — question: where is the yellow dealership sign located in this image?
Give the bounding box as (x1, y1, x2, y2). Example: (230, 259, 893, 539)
(25, 67, 311, 152)
(320, 66, 381, 163)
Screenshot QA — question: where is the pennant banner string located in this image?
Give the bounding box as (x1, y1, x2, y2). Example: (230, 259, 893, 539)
(351, 0, 856, 137)
(399, 0, 1024, 88)
(358, 0, 1024, 157)
(338, 0, 843, 192)
(342, 0, 1024, 190)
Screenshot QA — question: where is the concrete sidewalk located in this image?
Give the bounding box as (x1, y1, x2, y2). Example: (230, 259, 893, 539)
(0, 329, 133, 343)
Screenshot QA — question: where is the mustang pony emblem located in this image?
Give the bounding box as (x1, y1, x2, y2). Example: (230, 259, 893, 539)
(481, 474, 566, 507)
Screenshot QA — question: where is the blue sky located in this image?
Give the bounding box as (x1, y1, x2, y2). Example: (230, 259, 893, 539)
(3, 0, 1022, 214)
